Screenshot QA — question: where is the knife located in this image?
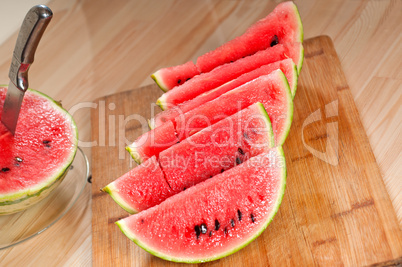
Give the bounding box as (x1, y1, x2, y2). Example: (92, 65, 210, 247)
(1, 5, 52, 135)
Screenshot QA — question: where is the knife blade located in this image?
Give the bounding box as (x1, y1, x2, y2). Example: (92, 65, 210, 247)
(1, 5, 52, 135)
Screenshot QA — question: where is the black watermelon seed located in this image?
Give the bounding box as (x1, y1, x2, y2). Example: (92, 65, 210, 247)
(141, 219, 144, 224)
(209, 231, 212, 237)
(231, 219, 235, 227)
(238, 147, 245, 155)
(270, 35, 279, 47)
(200, 223, 207, 234)
(194, 225, 201, 239)
(250, 214, 256, 223)
(43, 140, 51, 148)
(183, 187, 186, 191)
(236, 157, 242, 165)
(209, 175, 213, 178)
(2, 167, 10, 172)
(224, 227, 228, 235)
(186, 78, 191, 82)
(237, 209, 242, 221)
(15, 157, 23, 162)
(177, 79, 182, 84)
(221, 169, 224, 173)
(214, 219, 220, 231)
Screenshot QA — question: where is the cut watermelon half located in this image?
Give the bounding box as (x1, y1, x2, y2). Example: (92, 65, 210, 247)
(150, 58, 297, 129)
(157, 43, 303, 109)
(159, 102, 274, 192)
(0, 87, 78, 215)
(126, 120, 178, 164)
(151, 61, 200, 92)
(151, 1, 303, 91)
(173, 70, 293, 146)
(103, 156, 174, 214)
(116, 147, 287, 263)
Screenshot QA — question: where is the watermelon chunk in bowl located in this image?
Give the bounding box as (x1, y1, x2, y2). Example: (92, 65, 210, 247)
(117, 147, 287, 263)
(0, 86, 78, 215)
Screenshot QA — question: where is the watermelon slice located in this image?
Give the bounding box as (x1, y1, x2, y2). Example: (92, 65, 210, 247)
(107, 102, 274, 212)
(157, 43, 303, 109)
(151, 61, 200, 92)
(116, 147, 287, 263)
(102, 156, 174, 214)
(0, 87, 78, 215)
(173, 70, 292, 146)
(150, 58, 297, 129)
(126, 120, 178, 164)
(159, 102, 275, 192)
(152, 1, 303, 91)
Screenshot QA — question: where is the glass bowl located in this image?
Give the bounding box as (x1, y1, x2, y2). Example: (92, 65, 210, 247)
(0, 147, 89, 250)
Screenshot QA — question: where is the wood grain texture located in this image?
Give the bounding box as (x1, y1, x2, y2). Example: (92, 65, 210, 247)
(90, 36, 402, 266)
(0, 0, 400, 265)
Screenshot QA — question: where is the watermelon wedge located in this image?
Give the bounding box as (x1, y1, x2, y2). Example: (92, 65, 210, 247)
(102, 156, 174, 214)
(151, 61, 200, 92)
(126, 120, 178, 164)
(159, 102, 274, 192)
(150, 58, 297, 129)
(152, 1, 303, 91)
(157, 43, 303, 109)
(107, 102, 274, 212)
(172, 70, 293, 146)
(0, 87, 78, 215)
(116, 147, 287, 263)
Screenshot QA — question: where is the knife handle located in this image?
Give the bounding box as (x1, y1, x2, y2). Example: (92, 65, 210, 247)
(9, 5, 53, 91)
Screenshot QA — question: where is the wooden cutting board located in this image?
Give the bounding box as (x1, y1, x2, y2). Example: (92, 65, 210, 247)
(91, 36, 402, 266)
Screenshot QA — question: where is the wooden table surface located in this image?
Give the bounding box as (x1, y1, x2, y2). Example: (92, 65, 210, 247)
(0, 0, 400, 266)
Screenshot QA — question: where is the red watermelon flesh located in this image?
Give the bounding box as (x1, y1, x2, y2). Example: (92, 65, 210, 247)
(151, 1, 303, 91)
(150, 58, 297, 129)
(196, 2, 303, 73)
(126, 120, 178, 164)
(174, 70, 293, 146)
(116, 147, 287, 263)
(0, 87, 78, 214)
(103, 156, 174, 214)
(151, 61, 200, 92)
(157, 43, 303, 109)
(159, 102, 274, 193)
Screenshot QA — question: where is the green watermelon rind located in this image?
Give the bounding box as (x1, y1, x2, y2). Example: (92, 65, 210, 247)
(287, 60, 299, 99)
(274, 70, 294, 146)
(293, 2, 304, 43)
(102, 183, 138, 214)
(296, 43, 305, 75)
(125, 145, 143, 165)
(147, 119, 155, 130)
(151, 71, 168, 93)
(254, 102, 275, 148)
(0, 88, 78, 214)
(156, 95, 168, 111)
(292, 2, 304, 75)
(116, 146, 287, 263)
